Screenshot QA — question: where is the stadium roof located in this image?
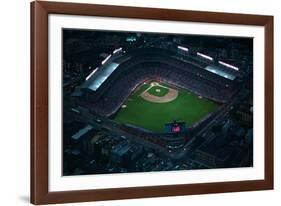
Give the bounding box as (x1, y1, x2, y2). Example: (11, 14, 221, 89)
(204, 65, 236, 80)
(82, 62, 120, 91)
(71, 125, 93, 140)
(81, 50, 131, 92)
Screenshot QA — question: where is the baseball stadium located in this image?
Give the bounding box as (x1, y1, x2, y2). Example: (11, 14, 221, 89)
(71, 44, 243, 149)
(63, 30, 253, 175)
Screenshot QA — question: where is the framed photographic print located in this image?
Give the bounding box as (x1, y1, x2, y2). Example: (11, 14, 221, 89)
(30, 1, 274, 204)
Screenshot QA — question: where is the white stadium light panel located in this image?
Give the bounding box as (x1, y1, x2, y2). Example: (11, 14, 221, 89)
(101, 54, 112, 65)
(218, 61, 239, 71)
(177, 45, 189, 52)
(197, 52, 213, 61)
(85, 67, 98, 80)
(113, 47, 122, 54)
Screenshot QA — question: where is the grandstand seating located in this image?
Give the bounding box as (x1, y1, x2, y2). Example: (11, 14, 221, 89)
(78, 48, 237, 117)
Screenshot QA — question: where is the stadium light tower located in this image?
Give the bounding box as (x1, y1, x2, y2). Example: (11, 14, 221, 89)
(101, 54, 112, 65)
(177, 45, 189, 52)
(86, 67, 98, 80)
(113, 47, 122, 54)
(218, 60, 239, 71)
(197, 52, 213, 61)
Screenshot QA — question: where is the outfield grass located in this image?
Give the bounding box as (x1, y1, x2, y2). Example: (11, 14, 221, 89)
(114, 81, 219, 132)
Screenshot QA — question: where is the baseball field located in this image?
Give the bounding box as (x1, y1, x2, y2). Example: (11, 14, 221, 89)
(113, 81, 219, 132)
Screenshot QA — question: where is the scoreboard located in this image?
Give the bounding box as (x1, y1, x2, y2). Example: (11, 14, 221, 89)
(164, 120, 187, 134)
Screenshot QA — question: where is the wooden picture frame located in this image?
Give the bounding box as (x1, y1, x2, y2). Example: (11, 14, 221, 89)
(31, 1, 274, 204)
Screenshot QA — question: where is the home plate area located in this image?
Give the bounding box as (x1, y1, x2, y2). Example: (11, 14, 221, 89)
(140, 82, 178, 103)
